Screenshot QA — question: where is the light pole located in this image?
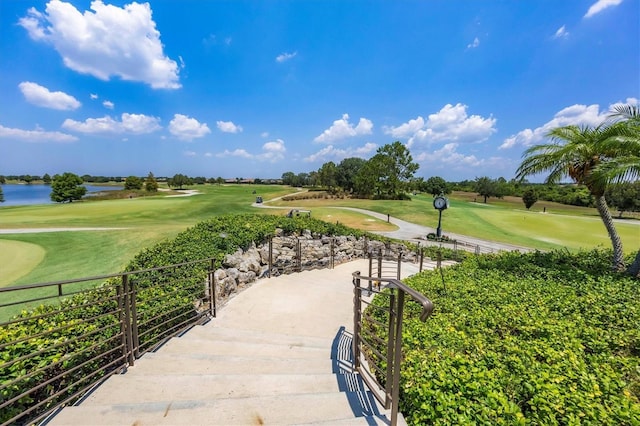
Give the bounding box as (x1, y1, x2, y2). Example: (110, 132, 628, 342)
(433, 195, 449, 238)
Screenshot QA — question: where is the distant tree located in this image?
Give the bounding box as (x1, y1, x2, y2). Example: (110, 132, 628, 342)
(0, 175, 5, 184)
(169, 173, 191, 189)
(318, 161, 338, 190)
(216, 177, 225, 185)
(193, 176, 207, 185)
(22, 175, 33, 184)
(254, 178, 263, 185)
(124, 175, 143, 190)
(424, 176, 451, 196)
(606, 181, 640, 218)
(50, 172, 87, 203)
(0, 186, 4, 203)
(474, 176, 498, 203)
(281, 171, 296, 186)
(145, 172, 158, 192)
(43, 173, 51, 184)
(522, 188, 538, 210)
(336, 157, 366, 192)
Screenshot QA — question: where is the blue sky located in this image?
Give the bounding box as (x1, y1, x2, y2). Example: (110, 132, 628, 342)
(0, 0, 638, 181)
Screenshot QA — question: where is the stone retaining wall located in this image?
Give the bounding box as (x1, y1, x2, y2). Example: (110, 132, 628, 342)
(213, 229, 416, 303)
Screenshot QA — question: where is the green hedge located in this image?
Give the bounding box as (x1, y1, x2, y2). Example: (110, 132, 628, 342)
(369, 249, 639, 424)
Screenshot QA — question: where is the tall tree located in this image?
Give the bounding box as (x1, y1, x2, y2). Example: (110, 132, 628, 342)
(522, 188, 538, 210)
(145, 172, 158, 192)
(50, 172, 87, 203)
(0, 186, 4, 203)
(169, 173, 191, 189)
(424, 176, 450, 196)
(336, 157, 366, 192)
(124, 175, 143, 190)
(515, 124, 630, 271)
(42, 173, 51, 184)
(474, 176, 497, 203)
(318, 161, 338, 190)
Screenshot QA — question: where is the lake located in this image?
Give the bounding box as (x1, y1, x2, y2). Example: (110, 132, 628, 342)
(0, 184, 123, 207)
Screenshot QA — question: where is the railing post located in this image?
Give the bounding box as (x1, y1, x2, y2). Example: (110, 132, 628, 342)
(377, 249, 382, 279)
(330, 237, 335, 269)
(209, 258, 217, 317)
(353, 274, 362, 369)
(268, 236, 273, 278)
(390, 290, 406, 426)
(385, 289, 396, 410)
(296, 238, 302, 272)
(121, 274, 135, 366)
(419, 247, 424, 273)
(116, 284, 129, 367)
(397, 251, 402, 280)
(128, 275, 140, 359)
(367, 252, 373, 294)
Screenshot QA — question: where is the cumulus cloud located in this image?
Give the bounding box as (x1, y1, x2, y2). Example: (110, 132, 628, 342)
(184, 150, 196, 157)
(216, 120, 243, 133)
(276, 51, 297, 63)
(584, 0, 624, 18)
(19, 81, 80, 110)
(62, 113, 161, 134)
(304, 142, 377, 163)
(415, 143, 512, 175)
(385, 104, 496, 147)
(498, 100, 633, 149)
(102, 100, 114, 109)
(467, 37, 480, 49)
(314, 114, 373, 143)
(553, 25, 569, 39)
(169, 114, 211, 141)
(19, 1, 181, 89)
(215, 139, 287, 162)
(0, 124, 78, 142)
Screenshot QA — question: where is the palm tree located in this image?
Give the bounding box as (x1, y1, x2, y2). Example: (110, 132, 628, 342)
(601, 105, 640, 276)
(515, 123, 628, 271)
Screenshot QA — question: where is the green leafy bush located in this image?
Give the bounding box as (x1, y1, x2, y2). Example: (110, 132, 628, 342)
(368, 249, 639, 424)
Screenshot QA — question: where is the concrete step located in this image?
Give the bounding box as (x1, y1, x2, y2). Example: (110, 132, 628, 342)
(183, 324, 334, 349)
(48, 392, 391, 425)
(126, 352, 342, 376)
(158, 336, 330, 359)
(79, 373, 342, 405)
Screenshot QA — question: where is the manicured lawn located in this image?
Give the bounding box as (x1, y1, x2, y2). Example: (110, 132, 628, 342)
(0, 185, 638, 291)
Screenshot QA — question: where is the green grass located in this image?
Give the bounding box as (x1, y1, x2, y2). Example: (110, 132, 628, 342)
(0, 185, 638, 291)
(0, 240, 45, 286)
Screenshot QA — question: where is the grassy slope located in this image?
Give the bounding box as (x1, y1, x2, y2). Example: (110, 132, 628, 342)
(0, 185, 393, 288)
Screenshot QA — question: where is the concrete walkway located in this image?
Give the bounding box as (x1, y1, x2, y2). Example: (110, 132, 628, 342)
(48, 258, 445, 425)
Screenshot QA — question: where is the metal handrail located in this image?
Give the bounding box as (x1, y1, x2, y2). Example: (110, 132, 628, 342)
(352, 257, 434, 426)
(0, 257, 216, 426)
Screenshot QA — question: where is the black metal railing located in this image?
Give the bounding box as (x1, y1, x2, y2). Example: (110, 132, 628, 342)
(0, 258, 215, 426)
(352, 253, 434, 426)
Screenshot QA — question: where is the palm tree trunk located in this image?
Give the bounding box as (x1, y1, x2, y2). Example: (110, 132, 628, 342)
(595, 195, 625, 271)
(627, 249, 640, 278)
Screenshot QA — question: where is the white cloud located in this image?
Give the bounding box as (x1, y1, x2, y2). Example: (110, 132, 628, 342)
(216, 120, 243, 133)
(0, 124, 78, 142)
(216, 148, 253, 159)
(204, 152, 213, 157)
(553, 25, 569, 39)
(276, 51, 297, 63)
(385, 104, 496, 147)
(215, 139, 287, 162)
(261, 132, 269, 138)
(467, 37, 480, 49)
(415, 143, 512, 175)
(18, 81, 81, 110)
(19, 1, 181, 89)
(584, 0, 624, 18)
(169, 114, 211, 141)
(304, 142, 377, 163)
(260, 139, 286, 162)
(90, 93, 98, 100)
(498, 101, 625, 149)
(102, 100, 114, 109)
(184, 150, 196, 157)
(314, 114, 373, 143)
(62, 113, 161, 134)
